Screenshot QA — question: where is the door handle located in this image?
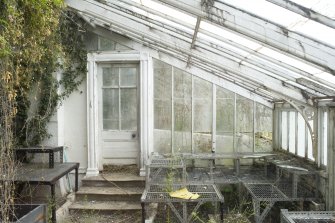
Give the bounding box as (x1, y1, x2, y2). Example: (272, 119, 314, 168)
(132, 133, 136, 139)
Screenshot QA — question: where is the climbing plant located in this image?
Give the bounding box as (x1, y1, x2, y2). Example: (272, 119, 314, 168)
(0, 0, 87, 221)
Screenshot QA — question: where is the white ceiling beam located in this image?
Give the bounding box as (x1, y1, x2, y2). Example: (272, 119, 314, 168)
(88, 25, 275, 108)
(66, 0, 311, 104)
(153, 0, 335, 74)
(104, 0, 335, 92)
(266, 0, 335, 30)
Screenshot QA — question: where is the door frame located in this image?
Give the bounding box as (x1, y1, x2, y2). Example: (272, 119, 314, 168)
(86, 51, 152, 176)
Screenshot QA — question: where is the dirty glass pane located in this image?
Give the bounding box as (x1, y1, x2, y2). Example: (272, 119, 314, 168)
(193, 133, 212, 153)
(236, 133, 253, 153)
(154, 130, 172, 154)
(236, 95, 253, 152)
(154, 60, 172, 99)
(216, 87, 234, 133)
(289, 111, 296, 154)
(297, 113, 305, 157)
(255, 103, 272, 152)
(154, 59, 172, 130)
(281, 112, 288, 150)
(216, 133, 234, 165)
(103, 67, 118, 87)
(174, 69, 192, 153)
(193, 77, 212, 153)
(120, 67, 137, 86)
(120, 88, 137, 130)
(103, 89, 119, 130)
(236, 95, 253, 133)
(99, 36, 115, 51)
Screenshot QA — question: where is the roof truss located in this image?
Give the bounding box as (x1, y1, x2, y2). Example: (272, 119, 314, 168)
(66, 0, 335, 106)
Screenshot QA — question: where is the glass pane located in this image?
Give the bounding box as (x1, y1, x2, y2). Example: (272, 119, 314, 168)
(297, 113, 305, 157)
(194, 133, 212, 153)
(216, 133, 234, 154)
(217, 87, 234, 99)
(193, 76, 212, 153)
(154, 100, 171, 130)
(154, 129, 171, 154)
(174, 68, 192, 153)
(174, 68, 192, 98)
(236, 133, 253, 153)
(217, 99, 234, 132)
(154, 59, 172, 131)
(194, 77, 212, 132)
(120, 67, 137, 86)
(103, 67, 118, 87)
(103, 89, 119, 130)
(154, 61, 172, 99)
(121, 89, 137, 130)
(236, 95, 253, 133)
(255, 103, 272, 152)
(289, 111, 296, 154)
(281, 112, 288, 150)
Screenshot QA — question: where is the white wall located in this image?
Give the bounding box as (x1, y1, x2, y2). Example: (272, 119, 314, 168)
(62, 80, 88, 173)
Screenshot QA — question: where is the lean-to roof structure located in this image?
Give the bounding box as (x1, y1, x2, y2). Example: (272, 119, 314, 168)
(66, 0, 335, 107)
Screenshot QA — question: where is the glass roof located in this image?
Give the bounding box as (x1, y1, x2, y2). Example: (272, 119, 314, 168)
(67, 0, 335, 106)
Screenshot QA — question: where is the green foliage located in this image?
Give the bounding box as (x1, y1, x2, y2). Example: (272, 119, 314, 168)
(0, 0, 87, 147)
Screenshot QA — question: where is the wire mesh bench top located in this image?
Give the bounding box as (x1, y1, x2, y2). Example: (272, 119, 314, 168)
(244, 183, 289, 201)
(141, 184, 224, 203)
(281, 209, 335, 223)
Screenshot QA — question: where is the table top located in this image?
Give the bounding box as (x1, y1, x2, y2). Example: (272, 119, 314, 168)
(15, 146, 63, 153)
(141, 184, 224, 203)
(13, 162, 79, 185)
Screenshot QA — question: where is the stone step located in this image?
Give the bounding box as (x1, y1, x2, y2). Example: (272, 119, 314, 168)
(75, 186, 144, 202)
(82, 173, 145, 188)
(69, 201, 142, 215)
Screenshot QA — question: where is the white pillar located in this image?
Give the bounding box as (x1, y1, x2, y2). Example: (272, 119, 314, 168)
(86, 54, 99, 176)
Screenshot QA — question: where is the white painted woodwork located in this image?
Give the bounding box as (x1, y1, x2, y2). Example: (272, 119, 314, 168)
(153, 0, 335, 72)
(97, 63, 139, 165)
(90, 26, 273, 108)
(86, 52, 150, 176)
(66, 0, 309, 104)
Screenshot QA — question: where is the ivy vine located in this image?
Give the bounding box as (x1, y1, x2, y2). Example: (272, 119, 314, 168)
(0, 0, 87, 147)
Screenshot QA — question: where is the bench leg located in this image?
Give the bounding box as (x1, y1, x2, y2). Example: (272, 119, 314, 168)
(141, 202, 145, 223)
(51, 184, 56, 223)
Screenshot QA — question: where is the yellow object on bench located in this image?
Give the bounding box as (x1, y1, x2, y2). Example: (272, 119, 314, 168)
(169, 187, 200, 200)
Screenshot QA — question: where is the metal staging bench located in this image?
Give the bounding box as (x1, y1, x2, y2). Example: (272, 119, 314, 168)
(243, 161, 319, 223)
(141, 184, 224, 223)
(13, 162, 79, 223)
(15, 146, 64, 168)
(142, 154, 224, 223)
(280, 209, 335, 223)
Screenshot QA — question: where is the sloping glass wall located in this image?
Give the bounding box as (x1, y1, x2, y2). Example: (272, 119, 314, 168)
(153, 59, 273, 154)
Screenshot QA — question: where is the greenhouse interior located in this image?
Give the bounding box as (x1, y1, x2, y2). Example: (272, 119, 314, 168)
(2, 0, 335, 223)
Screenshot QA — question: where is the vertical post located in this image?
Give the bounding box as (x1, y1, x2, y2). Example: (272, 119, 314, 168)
(212, 84, 216, 153)
(75, 166, 78, 192)
(51, 184, 56, 223)
(327, 107, 335, 210)
(141, 202, 145, 223)
(86, 54, 99, 176)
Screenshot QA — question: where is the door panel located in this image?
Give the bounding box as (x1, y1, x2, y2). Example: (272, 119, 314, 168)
(98, 63, 139, 165)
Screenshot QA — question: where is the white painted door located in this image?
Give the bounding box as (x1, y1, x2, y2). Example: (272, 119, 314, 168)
(98, 63, 139, 165)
